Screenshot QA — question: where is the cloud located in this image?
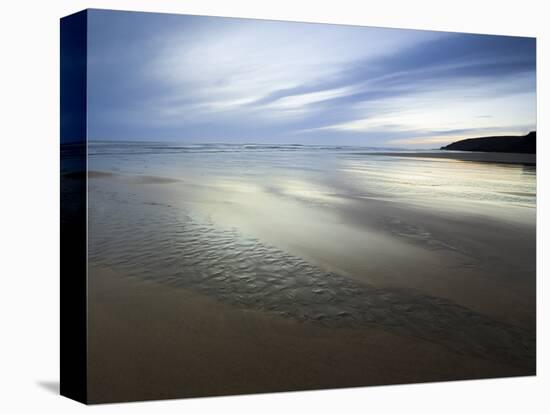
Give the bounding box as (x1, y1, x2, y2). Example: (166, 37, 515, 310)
(87, 9, 536, 147)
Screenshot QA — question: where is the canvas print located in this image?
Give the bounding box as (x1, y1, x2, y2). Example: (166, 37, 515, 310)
(60, 9, 536, 404)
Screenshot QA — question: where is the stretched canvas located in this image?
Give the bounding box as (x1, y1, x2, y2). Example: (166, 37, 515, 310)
(60, 9, 537, 404)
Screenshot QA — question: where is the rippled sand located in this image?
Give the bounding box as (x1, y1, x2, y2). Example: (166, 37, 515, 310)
(89, 182, 533, 369)
(86, 145, 536, 401)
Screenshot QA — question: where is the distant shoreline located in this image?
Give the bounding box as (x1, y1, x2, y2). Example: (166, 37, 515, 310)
(363, 151, 536, 166)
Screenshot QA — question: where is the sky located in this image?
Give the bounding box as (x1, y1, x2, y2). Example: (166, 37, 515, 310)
(87, 9, 536, 148)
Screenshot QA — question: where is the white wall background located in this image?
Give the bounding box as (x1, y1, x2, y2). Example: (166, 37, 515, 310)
(0, 0, 547, 412)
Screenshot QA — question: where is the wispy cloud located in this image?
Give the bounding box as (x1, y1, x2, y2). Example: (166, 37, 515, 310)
(87, 10, 536, 147)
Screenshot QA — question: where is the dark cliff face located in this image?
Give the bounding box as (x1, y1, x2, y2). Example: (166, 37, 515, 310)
(441, 131, 536, 154)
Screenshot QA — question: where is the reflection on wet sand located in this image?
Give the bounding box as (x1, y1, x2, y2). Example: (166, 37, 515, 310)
(89, 182, 534, 370)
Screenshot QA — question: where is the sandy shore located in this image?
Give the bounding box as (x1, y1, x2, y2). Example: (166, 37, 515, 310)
(88, 265, 530, 404)
(87, 146, 535, 403)
(364, 151, 536, 165)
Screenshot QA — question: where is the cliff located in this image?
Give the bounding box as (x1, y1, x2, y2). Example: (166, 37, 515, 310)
(441, 131, 536, 154)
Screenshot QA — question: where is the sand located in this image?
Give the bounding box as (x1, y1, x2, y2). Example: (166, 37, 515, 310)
(88, 266, 529, 404)
(86, 147, 535, 403)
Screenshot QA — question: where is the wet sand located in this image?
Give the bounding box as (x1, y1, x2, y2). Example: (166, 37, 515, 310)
(88, 266, 529, 404)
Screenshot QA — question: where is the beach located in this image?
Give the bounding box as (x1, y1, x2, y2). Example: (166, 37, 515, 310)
(87, 143, 536, 402)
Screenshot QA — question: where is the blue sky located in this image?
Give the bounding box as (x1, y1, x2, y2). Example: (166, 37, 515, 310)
(87, 9, 536, 148)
